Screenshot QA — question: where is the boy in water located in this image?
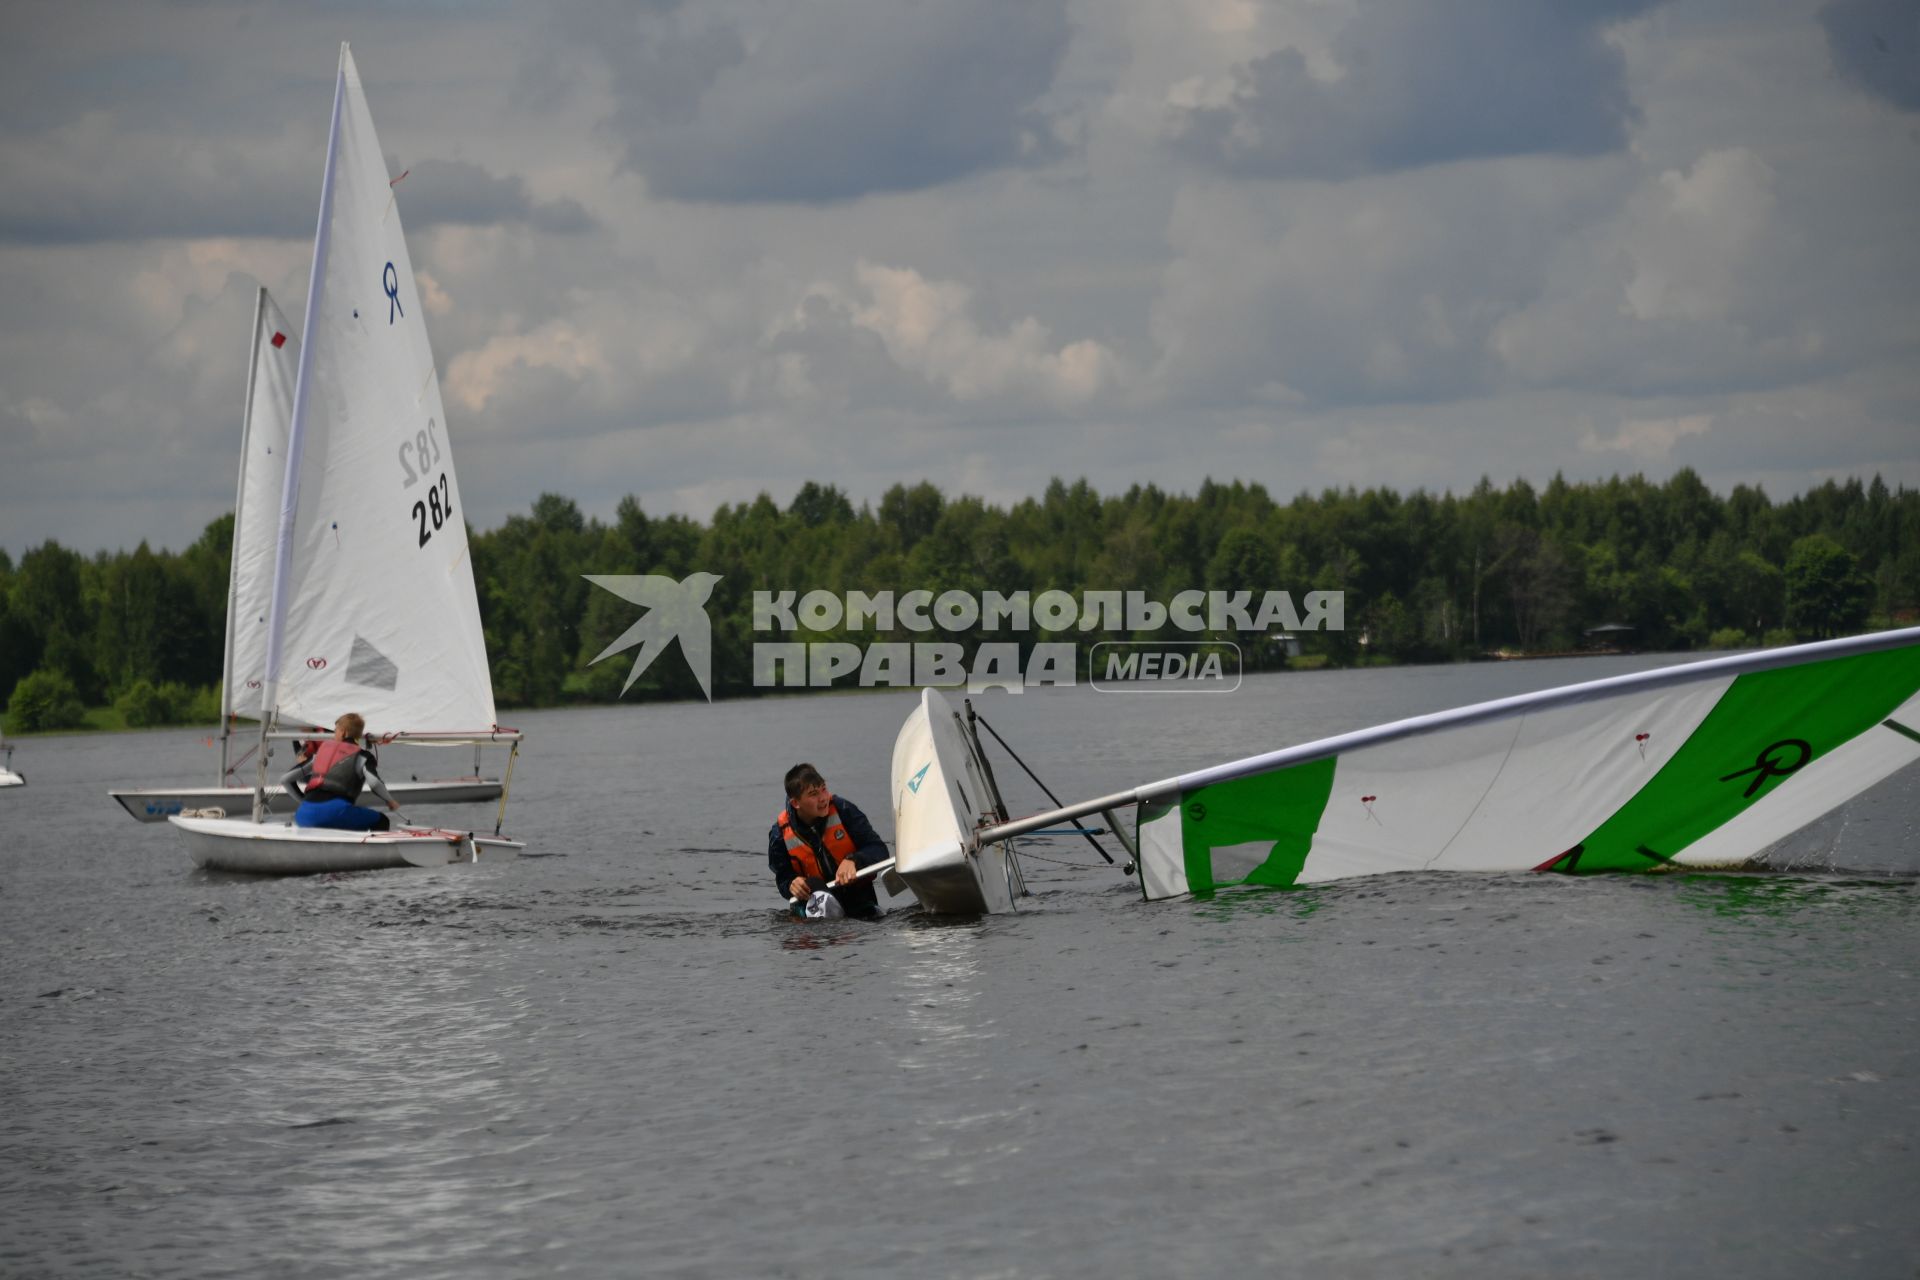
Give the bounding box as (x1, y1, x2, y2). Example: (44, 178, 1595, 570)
(768, 763, 890, 918)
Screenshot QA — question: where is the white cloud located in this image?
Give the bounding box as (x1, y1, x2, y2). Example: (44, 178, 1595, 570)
(1579, 413, 1714, 459)
(446, 320, 608, 414)
(1623, 148, 1775, 322)
(827, 261, 1123, 408)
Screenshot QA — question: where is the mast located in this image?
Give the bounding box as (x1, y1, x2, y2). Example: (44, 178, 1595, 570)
(219, 286, 268, 785)
(253, 44, 348, 822)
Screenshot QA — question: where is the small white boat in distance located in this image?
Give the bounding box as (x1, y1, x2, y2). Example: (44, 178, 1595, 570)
(170, 43, 524, 874)
(0, 743, 23, 788)
(889, 688, 1026, 913)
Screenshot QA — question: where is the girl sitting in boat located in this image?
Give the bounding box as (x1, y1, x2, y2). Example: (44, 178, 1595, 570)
(282, 713, 399, 831)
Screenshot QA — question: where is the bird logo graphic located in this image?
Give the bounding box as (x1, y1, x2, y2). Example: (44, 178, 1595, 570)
(584, 572, 724, 700)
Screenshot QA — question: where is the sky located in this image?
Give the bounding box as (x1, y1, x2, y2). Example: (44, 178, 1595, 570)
(2, 0, 1917, 556)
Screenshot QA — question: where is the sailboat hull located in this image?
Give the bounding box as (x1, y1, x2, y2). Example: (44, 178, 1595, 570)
(890, 688, 1020, 914)
(113, 779, 502, 823)
(167, 813, 522, 875)
(0, 769, 23, 788)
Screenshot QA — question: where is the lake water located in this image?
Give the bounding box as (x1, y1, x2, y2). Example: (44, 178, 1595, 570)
(3, 656, 1918, 1278)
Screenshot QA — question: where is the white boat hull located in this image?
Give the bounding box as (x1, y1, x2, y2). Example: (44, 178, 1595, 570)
(889, 688, 1021, 914)
(167, 813, 523, 875)
(0, 768, 24, 788)
(111, 779, 502, 823)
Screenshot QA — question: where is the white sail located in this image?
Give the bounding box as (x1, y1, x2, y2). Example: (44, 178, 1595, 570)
(223, 287, 299, 721)
(268, 44, 495, 735)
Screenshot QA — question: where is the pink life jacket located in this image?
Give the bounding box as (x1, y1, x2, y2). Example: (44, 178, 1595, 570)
(304, 739, 364, 803)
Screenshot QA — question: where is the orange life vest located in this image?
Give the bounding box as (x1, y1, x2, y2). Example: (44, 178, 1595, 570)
(776, 801, 858, 882)
(305, 739, 364, 802)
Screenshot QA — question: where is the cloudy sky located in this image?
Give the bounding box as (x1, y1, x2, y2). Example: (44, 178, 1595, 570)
(3, 0, 1917, 555)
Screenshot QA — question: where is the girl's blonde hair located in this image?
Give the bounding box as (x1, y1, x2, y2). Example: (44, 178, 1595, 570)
(335, 712, 366, 740)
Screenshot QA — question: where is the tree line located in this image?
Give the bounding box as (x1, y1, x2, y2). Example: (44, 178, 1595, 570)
(3, 469, 1913, 730)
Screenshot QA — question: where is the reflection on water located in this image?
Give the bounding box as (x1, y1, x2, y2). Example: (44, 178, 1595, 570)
(776, 920, 867, 952)
(893, 922, 991, 1071)
(1670, 870, 1917, 923)
(886, 922, 1037, 1195)
(1190, 883, 1335, 925)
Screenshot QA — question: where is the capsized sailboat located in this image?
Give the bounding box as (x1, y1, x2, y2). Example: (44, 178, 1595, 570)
(888, 627, 1920, 911)
(891, 688, 1027, 913)
(169, 43, 522, 872)
(109, 286, 505, 823)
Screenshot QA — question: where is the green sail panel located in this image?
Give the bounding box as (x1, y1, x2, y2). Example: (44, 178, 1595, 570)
(1543, 644, 1920, 873)
(1154, 758, 1338, 894)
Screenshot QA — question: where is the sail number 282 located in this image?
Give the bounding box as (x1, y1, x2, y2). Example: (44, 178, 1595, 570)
(399, 419, 451, 548)
(413, 474, 452, 548)
(398, 419, 442, 487)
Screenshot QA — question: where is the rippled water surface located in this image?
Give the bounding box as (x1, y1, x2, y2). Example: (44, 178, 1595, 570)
(4, 658, 1918, 1278)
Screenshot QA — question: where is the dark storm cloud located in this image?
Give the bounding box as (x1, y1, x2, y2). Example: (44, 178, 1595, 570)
(1170, 0, 1665, 180)
(1821, 0, 1920, 111)
(553, 0, 1073, 203)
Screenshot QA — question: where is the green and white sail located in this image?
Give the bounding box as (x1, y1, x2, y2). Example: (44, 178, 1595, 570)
(973, 627, 1920, 901)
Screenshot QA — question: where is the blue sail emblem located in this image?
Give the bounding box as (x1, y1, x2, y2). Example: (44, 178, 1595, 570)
(907, 762, 930, 794)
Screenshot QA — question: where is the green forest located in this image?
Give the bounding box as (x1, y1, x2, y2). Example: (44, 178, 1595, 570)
(2, 469, 1914, 732)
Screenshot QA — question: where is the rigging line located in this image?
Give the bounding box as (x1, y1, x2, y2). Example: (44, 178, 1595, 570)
(972, 712, 1116, 866)
(1422, 711, 1527, 872)
(492, 738, 520, 836)
(962, 700, 1012, 824)
(1013, 848, 1113, 871)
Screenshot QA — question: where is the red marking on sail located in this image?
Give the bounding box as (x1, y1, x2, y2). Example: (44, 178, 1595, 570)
(1535, 845, 1582, 873)
(1635, 733, 1649, 742)
(390, 168, 409, 187)
(1361, 795, 1376, 803)
(270, 332, 287, 348)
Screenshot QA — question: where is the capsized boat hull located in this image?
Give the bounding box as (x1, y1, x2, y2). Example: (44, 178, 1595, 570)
(167, 813, 522, 874)
(112, 778, 502, 823)
(890, 688, 1020, 914)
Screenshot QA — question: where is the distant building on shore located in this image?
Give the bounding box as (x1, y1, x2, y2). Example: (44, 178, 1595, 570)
(1583, 623, 1637, 653)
